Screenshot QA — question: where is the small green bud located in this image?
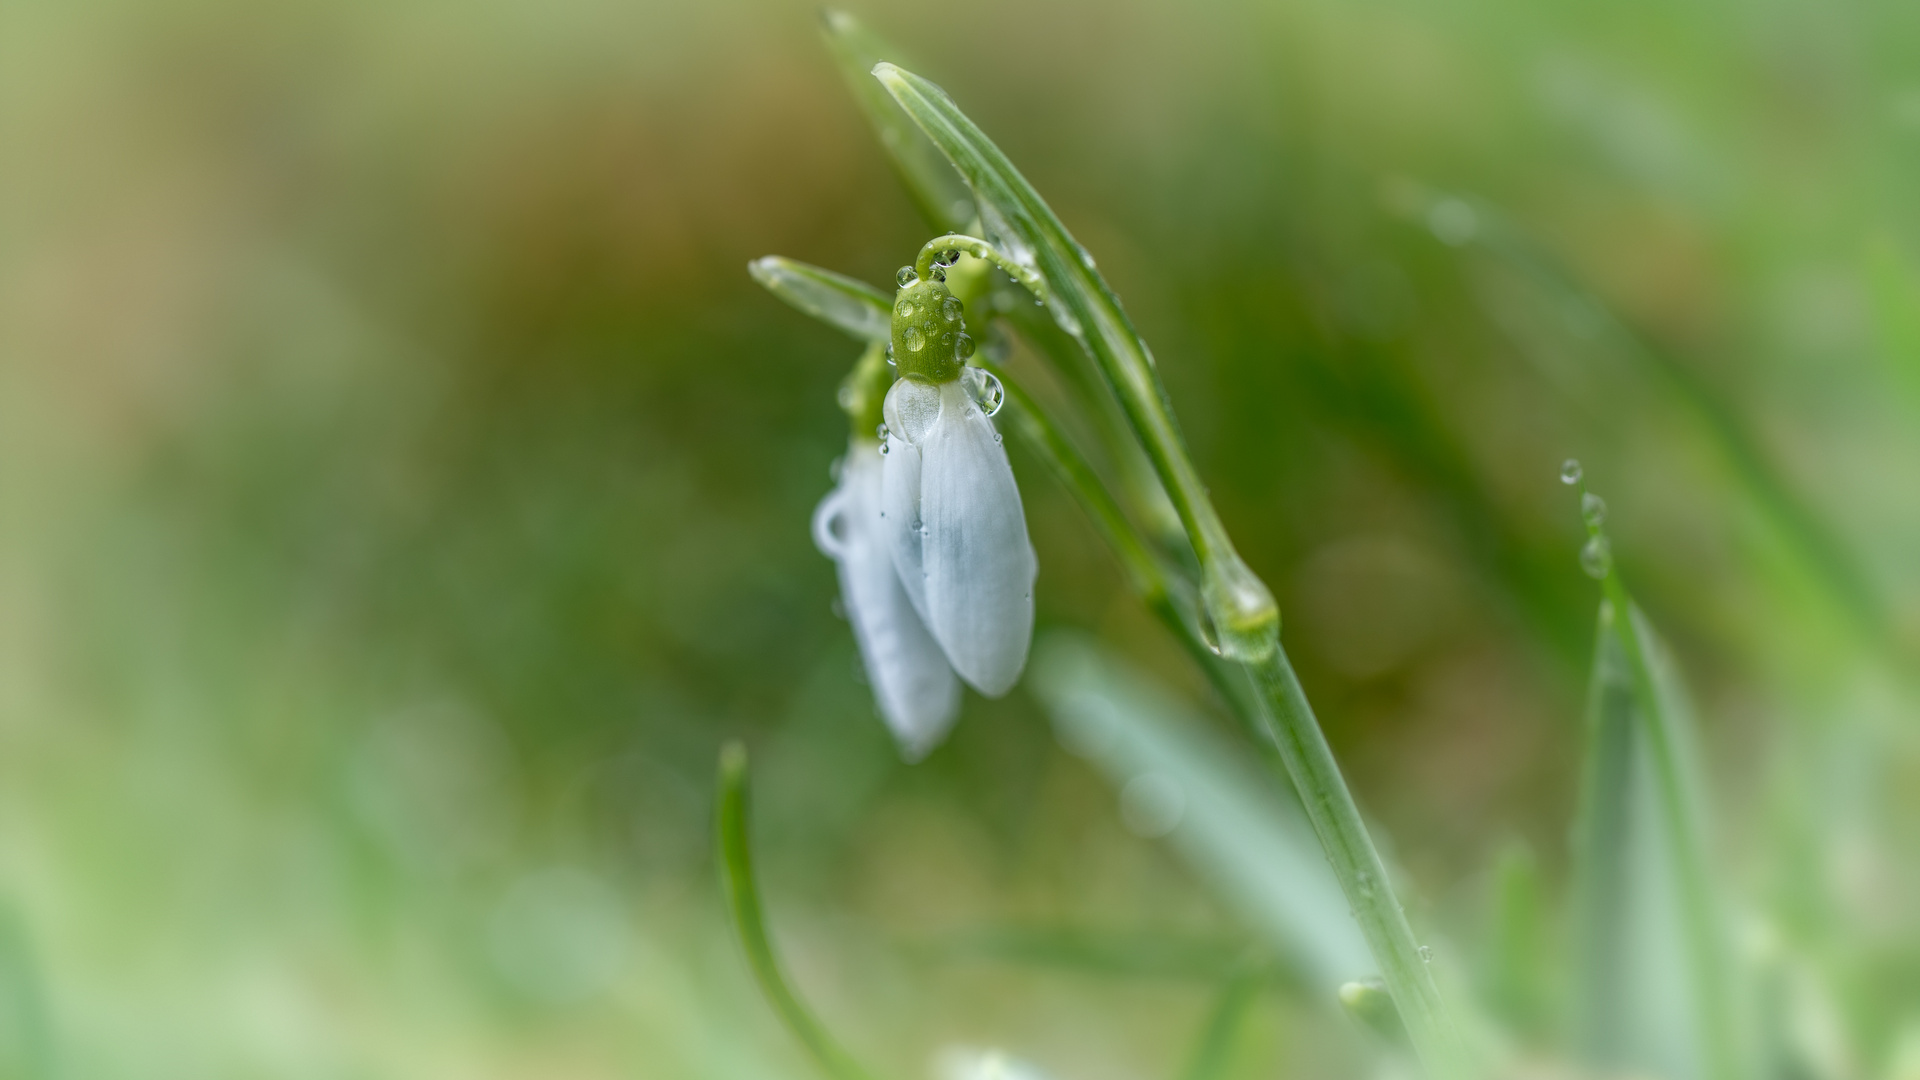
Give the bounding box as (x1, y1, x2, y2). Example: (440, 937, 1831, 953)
(836, 341, 890, 440)
(1339, 977, 1411, 1049)
(891, 278, 968, 384)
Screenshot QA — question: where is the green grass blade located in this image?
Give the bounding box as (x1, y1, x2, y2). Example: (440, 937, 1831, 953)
(715, 742, 882, 1080)
(819, 12, 973, 233)
(1598, 586, 1742, 1080)
(873, 62, 1277, 662)
(1029, 635, 1374, 993)
(748, 256, 891, 343)
(1243, 649, 1468, 1080)
(1479, 842, 1551, 1042)
(1179, 961, 1264, 1080)
(0, 903, 54, 1079)
(1567, 603, 1641, 1063)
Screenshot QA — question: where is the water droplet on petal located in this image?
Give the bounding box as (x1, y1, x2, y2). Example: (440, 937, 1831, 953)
(896, 266, 917, 287)
(876, 422, 890, 442)
(941, 296, 963, 322)
(1582, 492, 1608, 528)
(962, 367, 1004, 416)
(877, 441, 890, 456)
(1560, 458, 1583, 485)
(955, 333, 975, 360)
(1581, 535, 1613, 579)
(904, 326, 925, 352)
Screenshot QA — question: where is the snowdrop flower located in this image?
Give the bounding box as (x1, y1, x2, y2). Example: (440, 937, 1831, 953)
(813, 343, 960, 760)
(880, 269, 1036, 696)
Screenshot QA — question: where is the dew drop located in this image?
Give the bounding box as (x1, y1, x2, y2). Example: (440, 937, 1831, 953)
(1418, 945, 1433, 963)
(941, 296, 963, 322)
(1581, 534, 1613, 579)
(931, 267, 947, 282)
(895, 298, 916, 319)
(877, 441, 890, 457)
(942, 248, 961, 266)
(896, 266, 917, 288)
(1560, 458, 1583, 485)
(955, 333, 975, 360)
(1198, 610, 1223, 657)
(1582, 492, 1608, 528)
(885, 343, 896, 366)
(876, 422, 891, 442)
(962, 367, 1004, 416)
(904, 326, 925, 352)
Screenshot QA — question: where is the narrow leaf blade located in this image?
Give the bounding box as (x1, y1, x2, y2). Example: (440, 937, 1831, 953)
(749, 256, 891, 343)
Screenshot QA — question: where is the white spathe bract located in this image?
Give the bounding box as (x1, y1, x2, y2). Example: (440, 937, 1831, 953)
(813, 444, 960, 760)
(880, 377, 1036, 697)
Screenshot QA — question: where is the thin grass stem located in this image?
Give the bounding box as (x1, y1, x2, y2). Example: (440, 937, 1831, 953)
(715, 743, 883, 1080)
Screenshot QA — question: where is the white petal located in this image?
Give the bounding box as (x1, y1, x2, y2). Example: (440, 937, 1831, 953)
(823, 448, 960, 759)
(879, 432, 929, 622)
(918, 381, 1037, 696)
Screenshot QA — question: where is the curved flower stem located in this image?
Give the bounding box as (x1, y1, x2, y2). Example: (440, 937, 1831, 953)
(716, 743, 884, 1080)
(914, 233, 1048, 302)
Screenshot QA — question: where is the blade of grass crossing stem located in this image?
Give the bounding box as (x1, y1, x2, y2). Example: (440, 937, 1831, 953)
(1180, 961, 1265, 1080)
(820, 12, 973, 233)
(1030, 636, 1374, 993)
(1601, 586, 1741, 1080)
(873, 62, 1278, 663)
(749, 257, 892, 343)
(716, 743, 881, 1080)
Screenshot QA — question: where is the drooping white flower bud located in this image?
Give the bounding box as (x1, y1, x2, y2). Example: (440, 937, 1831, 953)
(880, 375, 1036, 696)
(814, 443, 961, 760)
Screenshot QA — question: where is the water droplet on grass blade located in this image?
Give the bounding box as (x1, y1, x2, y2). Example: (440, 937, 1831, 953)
(1560, 458, 1583, 485)
(1582, 492, 1608, 528)
(1581, 535, 1613, 579)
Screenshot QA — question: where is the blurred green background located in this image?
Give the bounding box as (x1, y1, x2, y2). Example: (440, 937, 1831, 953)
(2, 0, 1919, 1075)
